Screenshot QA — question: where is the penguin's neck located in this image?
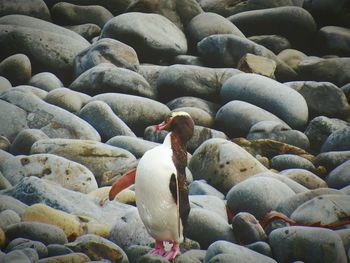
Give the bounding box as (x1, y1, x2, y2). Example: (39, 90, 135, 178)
(169, 131, 187, 175)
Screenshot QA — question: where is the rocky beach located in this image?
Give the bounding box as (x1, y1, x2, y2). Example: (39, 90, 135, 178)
(0, 0, 350, 262)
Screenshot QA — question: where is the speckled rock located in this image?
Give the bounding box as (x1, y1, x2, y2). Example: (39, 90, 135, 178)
(321, 126, 350, 152)
(231, 212, 266, 244)
(215, 100, 288, 138)
(28, 72, 63, 92)
(317, 26, 350, 56)
(6, 238, 48, 258)
(90, 93, 170, 136)
(38, 252, 90, 263)
(189, 138, 269, 193)
(0, 195, 27, 216)
(100, 12, 187, 62)
(79, 101, 136, 142)
(0, 0, 51, 20)
(10, 129, 49, 155)
(249, 35, 291, 55)
(279, 169, 327, 189)
(227, 176, 295, 219)
(270, 154, 316, 172)
(189, 180, 224, 199)
(277, 48, 307, 71)
(220, 73, 308, 130)
(269, 226, 347, 263)
(2, 153, 98, 193)
(313, 151, 350, 172)
(0, 209, 21, 229)
(326, 160, 350, 189)
(30, 138, 136, 184)
(0, 54, 31, 86)
(167, 96, 220, 117)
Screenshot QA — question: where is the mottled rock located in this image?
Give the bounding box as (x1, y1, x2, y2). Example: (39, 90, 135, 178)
(0, 209, 21, 229)
(249, 35, 291, 54)
(221, 73, 308, 129)
(270, 154, 316, 172)
(6, 238, 48, 258)
(237, 53, 277, 79)
(79, 101, 136, 142)
(100, 12, 187, 62)
(2, 153, 98, 193)
(189, 138, 268, 193)
(326, 160, 350, 189)
(167, 96, 220, 117)
(30, 139, 136, 184)
(269, 226, 347, 263)
(106, 136, 157, 158)
(231, 212, 266, 244)
(321, 126, 350, 152)
(277, 48, 307, 71)
(90, 93, 170, 136)
(10, 129, 49, 155)
(204, 240, 276, 263)
(189, 180, 224, 199)
(0, 0, 51, 21)
(38, 252, 90, 263)
(227, 176, 295, 219)
(0, 54, 31, 86)
(280, 169, 327, 189)
(28, 72, 63, 92)
(313, 151, 350, 172)
(66, 23, 101, 42)
(216, 100, 288, 138)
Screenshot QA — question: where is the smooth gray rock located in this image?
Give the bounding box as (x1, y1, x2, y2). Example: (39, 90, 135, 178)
(157, 64, 241, 102)
(10, 85, 48, 99)
(0, 172, 12, 190)
(167, 96, 220, 116)
(269, 226, 347, 263)
(0, 0, 51, 21)
(286, 81, 350, 121)
(305, 116, 350, 152)
(0, 195, 27, 216)
(74, 38, 139, 77)
(0, 136, 10, 152)
(298, 58, 350, 87)
(90, 93, 170, 136)
(231, 212, 266, 244)
(6, 238, 48, 258)
(313, 151, 350, 172)
(226, 176, 295, 219)
(10, 129, 49, 155)
(65, 23, 101, 42)
(321, 126, 350, 152)
(270, 154, 316, 172)
(0, 89, 101, 141)
(279, 169, 327, 189)
(51, 2, 113, 28)
(317, 26, 350, 56)
(197, 34, 297, 81)
(28, 72, 63, 92)
(228, 6, 316, 51)
(173, 55, 205, 66)
(0, 54, 31, 86)
(0, 15, 90, 82)
(0, 249, 32, 263)
(342, 83, 350, 101)
(0, 76, 12, 93)
(0, 209, 21, 229)
(137, 65, 167, 95)
(204, 240, 276, 263)
(247, 121, 310, 150)
(245, 241, 272, 258)
(47, 244, 74, 257)
(249, 35, 291, 54)
(176, 249, 206, 263)
(173, 107, 214, 128)
(186, 208, 235, 249)
(100, 12, 187, 62)
(125, 245, 151, 263)
(215, 100, 288, 138)
(326, 160, 350, 189)
(79, 101, 136, 142)
(277, 48, 308, 71)
(189, 138, 268, 193)
(189, 180, 224, 199)
(37, 252, 90, 262)
(190, 195, 228, 221)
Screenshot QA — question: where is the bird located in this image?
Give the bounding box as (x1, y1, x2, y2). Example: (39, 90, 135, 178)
(109, 111, 194, 260)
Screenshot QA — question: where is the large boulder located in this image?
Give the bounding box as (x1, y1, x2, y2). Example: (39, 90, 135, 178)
(316, 26, 350, 56)
(0, 0, 51, 21)
(321, 126, 350, 152)
(0, 54, 31, 86)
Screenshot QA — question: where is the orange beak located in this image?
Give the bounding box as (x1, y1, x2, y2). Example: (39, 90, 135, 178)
(109, 169, 136, 200)
(155, 120, 168, 131)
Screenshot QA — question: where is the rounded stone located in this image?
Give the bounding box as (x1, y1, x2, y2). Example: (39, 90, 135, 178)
(28, 72, 63, 92)
(173, 107, 214, 128)
(0, 249, 32, 263)
(313, 151, 350, 172)
(190, 195, 228, 221)
(0, 0, 51, 21)
(326, 160, 350, 189)
(245, 241, 272, 258)
(189, 138, 269, 193)
(317, 26, 350, 56)
(270, 154, 316, 172)
(226, 176, 295, 219)
(342, 83, 350, 101)
(248, 35, 291, 54)
(215, 100, 288, 138)
(0, 136, 10, 151)
(6, 238, 48, 259)
(47, 244, 74, 257)
(279, 169, 327, 189)
(65, 23, 101, 42)
(0, 195, 27, 216)
(220, 73, 309, 130)
(100, 12, 187, 62)
(0, 171, 12, 190)
(10, 129, 49, 155)
(0, 209, 21, 229)
(321, 126, 350, 152)
(0, 227, 4, 249)
(37, 252, 91, 263)
(173, 55, 205, 66)
(79, 101, 136, 142)
(0, 76, 12, 93)
(0, 54, 31, 86)
(277, 48, 307, 71)
(189, 180, 225, 200)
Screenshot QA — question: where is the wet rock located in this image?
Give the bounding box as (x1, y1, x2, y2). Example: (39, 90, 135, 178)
(305, 116, 350, 152)
(227, 176, 295, 219)
(66, 234, 128, 263)
(237, 53, 277, 79)
(167, 96, 220, 117)
(30, 138, 136, 184)
(325, 160, 350, 189)
(90, 93, 170, 136)
(6, 238, 48, 258)
(51, 2, 113, 28)
(79, 101, 136, 142)
(321, 126, 350, 152)
(173, 55, 205, 66)
(100, 12, 187, 62)
(298, 57, 350, 87)
(277, 48, 307, 71)
(317, 26, 350, 56)
(65, 23, 101, 42)
(280, 169, 327, 189)
(286, 81, 350, 121)
(190, 195, 227, 221)
(186, 208, 235, 249)
(0, 249, 32, 263)
(0, 15, 90, 82)
(247, 121, 310, 150)
(231, 212, 266, 244)
(0, 0, 51, 21)
(38, 252, 90, 263)
(221, 73, 308, 130)
(269, 226, 347, 263)
(249, 35, 291, 54)
(2, 153, 98, 193)
(0, 54, 31, 86)
(0, 209, 21, 229)
(189, 138, 268, 193)
(0, 89, 101, 141)
(270, 154, 316, 172)
(28, 72, 63, 92)
(313, 151, 350, 172)
(189, 180, 224, 199)
(10, 129, 49, 155)
(47, 244, 74, 257)
(216, 100, 288, 138)
(157, 64, 241, 102)
(204, 240, 276, 263)
(0, 195, 27, 216)
(198, 34, 297, 81)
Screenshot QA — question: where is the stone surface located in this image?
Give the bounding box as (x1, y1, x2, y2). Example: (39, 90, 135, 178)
(189, 138, 268, 193)
(79, 101, 136, 142)
(100, 12, 187, 62)
(0, 209, 21, 229)
(0, 0, 51, 21)
(6, 238, 48, 259)
(0, 76, 12, 93)
(167, 96, 220, 117)
(0, 54, 31, 86)
(2, 153, 98, 193)
(269, 226, 347, 263)
(226, 176, 295, 219)
(277, 48, 307, 71)
(220, 73, 308, 130)
(326, 160, 350, 189)
(0, 195, 27, 216)
(190, 195, 228, 221)
(321, 126, 350, 152)
(237, 53, 277, 79)
(270, 154, 316, 172)
(189, 180, 224, 199)
(0, 249, 33, 263)
(249, 35, 291, 55)
(317, 26, 350, 56)
(38, 252, 90, 263)
(231, 212, 266, 244)
(0, 136, 10, 152)
(30, 138, 136, 184)
(47, 244, 74, 257)
(215, 100, 288, 138)
(10, 129, 49, 155)
(280, 169, 327, 189)
(28, 72, 63, 92)
(173, 55, 205, 66)
(173, 107, 214, 128)
(313, 151, 350, 172)
(65, 23, 101, 42)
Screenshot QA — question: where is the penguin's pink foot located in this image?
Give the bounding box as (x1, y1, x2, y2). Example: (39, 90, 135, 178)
(149, 240, 166, 257)
(164, 242, 180, 260)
